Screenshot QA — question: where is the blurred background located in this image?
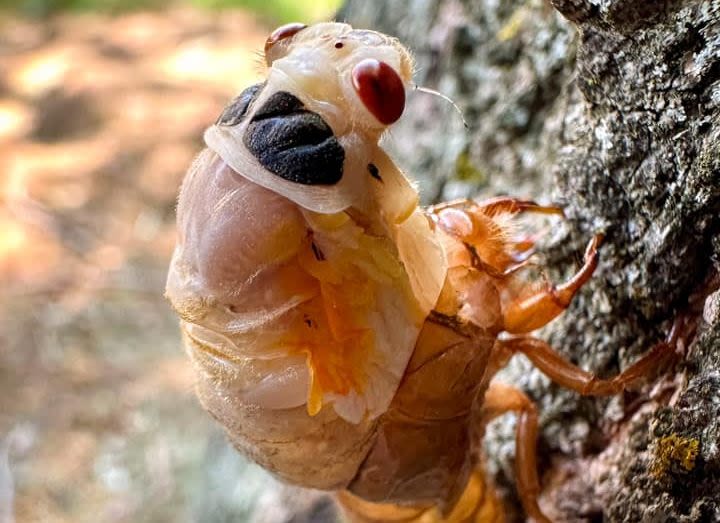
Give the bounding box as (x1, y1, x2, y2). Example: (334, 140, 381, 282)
(0, 1, 343, 522)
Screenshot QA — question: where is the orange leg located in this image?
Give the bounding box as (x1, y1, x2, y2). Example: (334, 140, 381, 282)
(512, 234, 538, 257)
(479, 318, 686, 522)
(428, 198, 475, 214)
(431, 198, 565, 279)
(474, 198, 564, 265)
(337, 472, 505, 523)
(481, 383, 551, 523)
(474, 196, 564, 218)
(464, 243, 536, 279)
(502, 234, 604, 334)
(498, 318, 685, 396)
(335, 491, 429, 523)
(429, 197, 564, 218)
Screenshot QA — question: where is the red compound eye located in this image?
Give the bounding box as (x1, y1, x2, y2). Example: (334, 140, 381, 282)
(265, 22, 307, 53)
(351, 59, 406, 125)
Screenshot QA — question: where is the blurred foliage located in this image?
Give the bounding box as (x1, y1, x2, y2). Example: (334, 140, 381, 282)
(0, 0, 343, 23)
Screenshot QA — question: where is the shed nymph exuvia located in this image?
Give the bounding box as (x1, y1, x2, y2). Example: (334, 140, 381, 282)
(166, 22, 680, 523)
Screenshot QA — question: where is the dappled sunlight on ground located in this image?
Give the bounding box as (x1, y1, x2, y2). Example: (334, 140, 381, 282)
(0, 8, 333, 522)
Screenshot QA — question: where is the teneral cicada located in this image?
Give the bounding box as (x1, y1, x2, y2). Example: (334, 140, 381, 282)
(166, 22, 677, 522)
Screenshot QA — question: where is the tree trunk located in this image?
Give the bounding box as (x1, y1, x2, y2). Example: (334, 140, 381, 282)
(340, 1, 720, 521)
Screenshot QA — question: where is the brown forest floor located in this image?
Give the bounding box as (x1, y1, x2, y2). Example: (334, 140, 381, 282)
(0, 9, 332, 523)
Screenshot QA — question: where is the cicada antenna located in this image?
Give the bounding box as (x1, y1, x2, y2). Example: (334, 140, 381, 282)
(413, 84, 469, 129)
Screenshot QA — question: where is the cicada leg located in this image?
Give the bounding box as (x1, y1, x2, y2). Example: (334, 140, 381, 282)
(480, 383, 551, 523)
(498, 314, 692, 396)
(473, 196, 564, 218)
(430, 197, 564, 278)
(336, 471, 505, 523)
(501, 233, 603, 334)
(335, 491, 429, 523)
(429, 196, 563, 218)
(428, 198, 476, 214)
(474, 197, 563, 268)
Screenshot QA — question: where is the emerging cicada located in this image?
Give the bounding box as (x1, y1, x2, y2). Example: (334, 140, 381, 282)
(166, 22, 676, 522)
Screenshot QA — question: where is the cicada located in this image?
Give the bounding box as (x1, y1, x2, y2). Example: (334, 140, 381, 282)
(166, 22, 676, 522)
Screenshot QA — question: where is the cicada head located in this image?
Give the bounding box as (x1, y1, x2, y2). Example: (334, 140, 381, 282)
(264, 22, 413, 132)
(204, 22, 420, 217)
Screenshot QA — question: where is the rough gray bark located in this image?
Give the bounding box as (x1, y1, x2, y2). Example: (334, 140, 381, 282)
(340, 1, 720, 521)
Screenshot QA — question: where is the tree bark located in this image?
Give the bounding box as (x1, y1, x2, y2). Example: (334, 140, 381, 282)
(340, 1, 720, 521)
